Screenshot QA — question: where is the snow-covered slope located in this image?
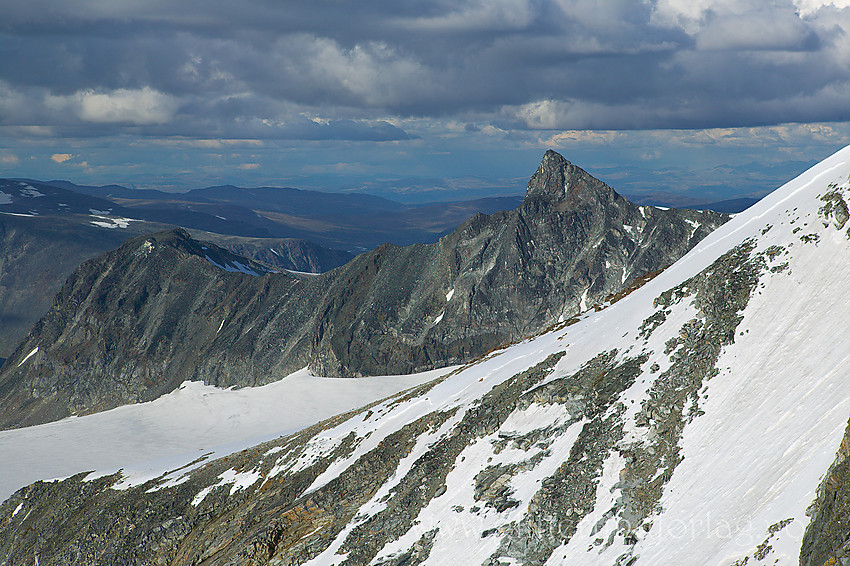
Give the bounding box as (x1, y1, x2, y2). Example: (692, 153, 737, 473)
(2, 147, 850, 565)
(0, 367, 449, 503)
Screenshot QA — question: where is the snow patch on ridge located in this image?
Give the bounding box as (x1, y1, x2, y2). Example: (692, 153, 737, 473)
(204, 255, 262, 276)
(19, 186, 44, 198)
(17, 346, 38, 368)
(191, 468, 262, 506)
(89, 215, 136, 229)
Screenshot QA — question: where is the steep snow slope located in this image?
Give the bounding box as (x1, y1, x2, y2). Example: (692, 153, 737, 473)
(1, 147, 850, 565)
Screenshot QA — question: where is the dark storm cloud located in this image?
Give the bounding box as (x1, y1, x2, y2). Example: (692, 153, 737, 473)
(1, 0, 849, 139)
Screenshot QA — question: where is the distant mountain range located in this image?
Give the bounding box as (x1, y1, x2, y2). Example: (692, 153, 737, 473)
(0, 172, 748, 365)
(11, 178, 526, 252)
(0, 177, 531, 363)
(11, 177, 758, 252)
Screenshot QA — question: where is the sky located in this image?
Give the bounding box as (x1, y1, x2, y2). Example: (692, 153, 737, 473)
(1, 0, 850, 205)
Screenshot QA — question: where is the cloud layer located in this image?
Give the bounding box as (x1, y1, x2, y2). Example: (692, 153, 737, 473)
(1, 0, 849, 141)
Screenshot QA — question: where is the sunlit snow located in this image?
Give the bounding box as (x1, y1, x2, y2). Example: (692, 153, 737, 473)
(302, 145, 850, 565)
(0, 367, 452, 501)
(204, 254, 263, 275)
(16, 346, 38, 368)
(19, 186, 44, 198)
(89, 215, 137, 229)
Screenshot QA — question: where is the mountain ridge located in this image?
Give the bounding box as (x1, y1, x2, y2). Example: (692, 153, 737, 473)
(0, 193, 355, 360)
(0, 151, 728, 429)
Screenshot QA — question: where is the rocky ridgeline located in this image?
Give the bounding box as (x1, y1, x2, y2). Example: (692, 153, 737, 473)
(0, 178, 356, 362)
(0, 151, 728, 428)
(190, 233, 354, 274)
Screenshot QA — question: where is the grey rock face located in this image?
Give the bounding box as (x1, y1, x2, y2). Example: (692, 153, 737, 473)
(0, 230, 325, 428)
(0, 151, 728, 428)
(308, 151, 727, 376)
(800, 417, 850, 566)
(188, 232, 354, 273)
(0, 212, 175, 359)
(0, 186, 357, 362)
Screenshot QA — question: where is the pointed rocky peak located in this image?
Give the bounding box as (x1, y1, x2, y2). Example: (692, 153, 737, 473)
(524, 149, 620, 206)
(145, 227, 211, 255)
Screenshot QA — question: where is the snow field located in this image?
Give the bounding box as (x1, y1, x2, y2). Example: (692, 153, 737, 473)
(304, 409, 468, 564)
(284, 334, 566, 500)
(19, 186, 44, 198)
(407, 416, 587, 566)
(204, 254, 263, 275)
(89, 214, 137, 229)
(192, 468, 264, 506)
(0, 367, 450, 502)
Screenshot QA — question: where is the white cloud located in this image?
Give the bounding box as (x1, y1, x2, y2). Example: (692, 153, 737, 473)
(0, 126, 55, 137)
(237, 162, 259, 169)
(51, 153, 74, 163)
(539, 130, 623, 147)
(793, 0, 850, 15)
(78, 88, 178, 124)
(650, 0, 850, 42)
(1, 0, 849, 142)
(509, 99, 668, 130)
(0, 154, 20, 165)
(653, 122, 850, 149)
(649, 0, 763, 34)
(399, 0, 535, 31)
(46, 87, 179, 125)
(147, 139, 265, 149)
(278, 36, 424, 107)
(513, 99, 573, 130)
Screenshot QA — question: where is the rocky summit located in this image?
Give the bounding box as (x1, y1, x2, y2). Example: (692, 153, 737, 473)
(1, 147, 849, 565)
(0, 151, 727, 429)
